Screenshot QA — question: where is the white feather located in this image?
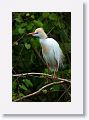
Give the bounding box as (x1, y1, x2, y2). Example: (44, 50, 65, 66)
(40, 38, 64, 71)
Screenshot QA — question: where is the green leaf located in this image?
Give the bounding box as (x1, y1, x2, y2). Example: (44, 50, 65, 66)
(13, 41, 18, 46)
(49, 13, 58, 21)
(27, 23, 33, 30)
(12, 92, 17, 100)
(18, 28, 25, 34)
(19, 93, 24, 97)
(15, 17, 22, 23)
(42, 89, 47, 94)
(63, 43, 71, 53)
(12, 81, 17, 90)
(26, 13, 30, 16)
(50, 85, 60, 91)
(21, 23, 27, 27)
(44, 68, 48, 74)
(25, 43, 31, 49)
(15, 18, 20, 22)
(23, 79, 33, 87)
(33, 20, 43, 27)
(42, 13, 49, 18)
(19, 84, 28, 91)
(31, 38, 40, 48)
(31, 15, 35, 19)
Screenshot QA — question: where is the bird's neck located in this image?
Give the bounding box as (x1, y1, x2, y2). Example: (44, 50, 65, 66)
(39, 37, 48, 44)
(39, 32, 48, 39)
(39, 38, 45, 44)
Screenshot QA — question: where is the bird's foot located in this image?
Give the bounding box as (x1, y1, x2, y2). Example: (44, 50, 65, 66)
(53, 74, 57, 80)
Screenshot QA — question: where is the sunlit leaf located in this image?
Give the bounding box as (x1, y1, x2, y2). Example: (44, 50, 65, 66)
(13, 41, 18, 46)
(18, 28, 25, 34)
(25, 43, 31, 49)
(42, 89, 47, 94)
(33, 20, 43, 27)
(31, 15, 35, 19)
(19, 84, 28, 91)
(26, 13, 30, 16)
(15, 17, 22, 23)
(23, 79, 33, 87)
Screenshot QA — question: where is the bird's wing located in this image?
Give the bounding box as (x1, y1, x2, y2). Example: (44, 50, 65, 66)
(47, 38, 64, 68)
(53, 45, 64, 68)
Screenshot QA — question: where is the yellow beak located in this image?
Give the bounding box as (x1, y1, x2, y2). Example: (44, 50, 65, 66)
(27, 32, 34, 35)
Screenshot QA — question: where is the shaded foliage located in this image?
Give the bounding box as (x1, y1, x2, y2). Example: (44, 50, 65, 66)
(12, 12, 71, 102)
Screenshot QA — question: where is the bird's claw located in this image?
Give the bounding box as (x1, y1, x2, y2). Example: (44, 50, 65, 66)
(53, 75, 57, 80)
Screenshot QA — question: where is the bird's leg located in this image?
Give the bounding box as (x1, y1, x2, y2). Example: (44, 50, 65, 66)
(47, 63, 50, 74)
(53, 70, 57, 80)
(45, 63, 50, 83)
(53, 65, 57, 80)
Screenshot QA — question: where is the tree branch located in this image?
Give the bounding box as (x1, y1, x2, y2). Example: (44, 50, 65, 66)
(12, 72, 71, 83)
(14, 81, 64, 102)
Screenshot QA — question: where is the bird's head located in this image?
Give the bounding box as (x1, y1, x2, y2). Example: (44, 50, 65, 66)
(28, 28, 48, 39)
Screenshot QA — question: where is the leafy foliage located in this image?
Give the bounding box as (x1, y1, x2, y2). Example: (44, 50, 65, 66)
(12, 12, 71, 102)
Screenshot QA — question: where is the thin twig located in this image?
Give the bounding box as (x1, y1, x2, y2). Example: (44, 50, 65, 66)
(12, 72, 71, 83)
(68, 92, 71, 97)
(15, 33, 26, 43)
(29, 40, 46, 65)
(47, 26, 55, 35)
(57, 85, 71, 102)
(14, 81, 64, 102)
(33, 47, 46, 65)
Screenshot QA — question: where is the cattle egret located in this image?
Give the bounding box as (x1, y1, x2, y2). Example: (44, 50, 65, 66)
(28, 28, 64, 79)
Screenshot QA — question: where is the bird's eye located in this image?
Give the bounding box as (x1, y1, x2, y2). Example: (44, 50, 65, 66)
(35, 32, 38, 34)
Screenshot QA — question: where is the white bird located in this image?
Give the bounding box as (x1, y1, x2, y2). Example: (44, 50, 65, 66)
(28, 28, 64, 79)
